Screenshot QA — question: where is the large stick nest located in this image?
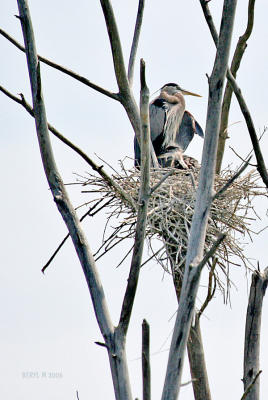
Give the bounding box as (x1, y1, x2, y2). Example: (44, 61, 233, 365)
(79, 162, 266, 295)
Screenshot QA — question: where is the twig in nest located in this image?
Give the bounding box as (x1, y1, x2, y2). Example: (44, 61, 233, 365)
(80, 164, 266, 298)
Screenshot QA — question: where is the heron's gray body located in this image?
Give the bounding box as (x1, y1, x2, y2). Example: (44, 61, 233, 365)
(134, 83, 204, 168)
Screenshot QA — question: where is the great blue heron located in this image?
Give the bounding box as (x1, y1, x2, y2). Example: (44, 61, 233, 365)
(134, 82, 204, 168)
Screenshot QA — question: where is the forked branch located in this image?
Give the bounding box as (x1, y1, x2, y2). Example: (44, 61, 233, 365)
(243, 267, 268, 399)
(99, 0, 129, 93)
(17, 3, 136, 399)
(161, 2, 237, 398)
(0, 28, 119, 101)
(128, 0, 145, 86)
(216, 0, 256, 173)
(99, 0, 159, 168)
(17, 0, 114, 344)
(200, 1, 268, 188)
(0, 85, 136, 210)
(118, 59, 151, 335)
(142, 319, 151, 400)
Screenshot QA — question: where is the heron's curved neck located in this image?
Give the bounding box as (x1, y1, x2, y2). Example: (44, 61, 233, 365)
(160, 91, 185, 106)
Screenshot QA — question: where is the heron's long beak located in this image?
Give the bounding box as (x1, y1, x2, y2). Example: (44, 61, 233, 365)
(182, 89, 202, 97)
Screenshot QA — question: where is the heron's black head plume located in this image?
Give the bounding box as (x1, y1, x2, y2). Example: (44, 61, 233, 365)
(162, 83, 180, 89)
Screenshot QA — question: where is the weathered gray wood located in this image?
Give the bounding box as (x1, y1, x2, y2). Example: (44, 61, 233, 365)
(128, 0, 145, 86)
(226, 71, 268, 188)
(106, 329, 133, 400)
(161, 2, 237, 399)
(216, 0, 256, 173)
(17, 2, 134, 399)
(200, 0, 268, 189)
(0, 85, 137, 211)
(17, 0, 114, 340)
(99, 0, 141, 135)
(99, 0, 158, 168)
(118, 59, 151, 335)
(173, 268, 212, 400)
(142, 319, 151, 400)
(0, 28, 119, 101)
(187, 319, 212, 400)
(242, 268, 268, 400)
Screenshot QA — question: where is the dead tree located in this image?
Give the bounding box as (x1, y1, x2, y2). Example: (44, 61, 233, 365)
(1, 1, 268, 400)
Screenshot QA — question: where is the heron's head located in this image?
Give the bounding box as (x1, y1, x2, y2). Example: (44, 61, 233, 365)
(161, 83, 201, 97)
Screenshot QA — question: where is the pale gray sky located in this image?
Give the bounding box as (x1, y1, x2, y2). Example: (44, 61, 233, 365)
(1, 1, 268, 399)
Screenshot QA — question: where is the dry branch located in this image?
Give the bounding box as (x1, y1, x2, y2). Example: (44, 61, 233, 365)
(0, 85, 136, 211)
(80, 165, 265, 299)
(187, 319, 212, 400)
(118, 59, 151, 335)
(162, 2, 238, 397)
(200, 0, 268, 188)
(16, 2, 134, 399)
(142, 319, 151, 400)
(243, 267, 268, 400)
(216, 0, 256, 173)
(128, 0, 145, 86)
(17, 0, 115, 339)
(0, 28, 119, 101)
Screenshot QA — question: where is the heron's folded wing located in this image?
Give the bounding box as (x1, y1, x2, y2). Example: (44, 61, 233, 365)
(195, 119, 204, 138)
(175, 111, 204, 152)
(149, 99, 167, 142)
(134, 98, 167, 165)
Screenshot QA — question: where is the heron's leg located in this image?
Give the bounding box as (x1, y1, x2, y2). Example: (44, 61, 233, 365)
(158, 148, 189, 169)
(172, 149, 188, 169)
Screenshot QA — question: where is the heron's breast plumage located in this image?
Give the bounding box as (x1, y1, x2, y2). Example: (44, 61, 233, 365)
(162, 93, 185, 149)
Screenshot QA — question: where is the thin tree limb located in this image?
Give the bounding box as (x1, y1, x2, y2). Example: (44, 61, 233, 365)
(17, 3, 134, 399)
(42, 233, 68, 273)
(241, 371, 262, 400)
(1, 16, 159, 168)
(0, 85, 137, 211)
(199, 1, 268, 188)
(187, 319, 212, 400)
(180, 379, 197, 388)
(226, 71, 268, 188)
(42, 198, 112, 274)
(17, 0, 114, 339)
(199, 0, 218, 45)
(161, 2, 237, 397)
(142, 319, 151, 400)
(150, 169, 175, 194)
(192, 233, 226, 272)
(128, 0, 145, 87)
(229, 146, 256, 167)
(197, 257, 217, 319)
(213, 157, 251, 201)
(99, 0, 129, 92)
(99, 0, 158, 169)
(216, 0, 256, 173)
(0, 28, 119, 101)
(243, 267, 268, 399)
(118, 59, 151, 335)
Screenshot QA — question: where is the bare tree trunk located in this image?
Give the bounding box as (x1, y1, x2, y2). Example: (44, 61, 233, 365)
(8, 2, 268, 399)
(161, 2, 237, 398)
(187, 318, 212, 400)
(16, 2, 140, 399)
(173, 266, 212, 400)
(142, 319, 151, 400)
(242, 268, 268, 400)
(106, 331, 133, 400)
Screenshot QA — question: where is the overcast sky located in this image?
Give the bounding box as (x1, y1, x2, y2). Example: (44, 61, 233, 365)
(1, 1, 268, 399)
